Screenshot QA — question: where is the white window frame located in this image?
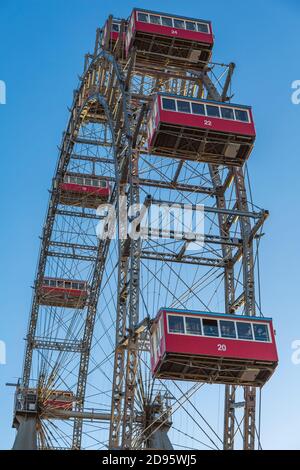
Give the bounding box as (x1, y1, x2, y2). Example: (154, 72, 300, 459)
(167, 314, 186, 336)
(219, 318, 238, 340)
(166, 313, 272, 343)
(112, 22, 121, 32)
(136, 11, 210, 34)
(204, 103, 221, 119)
(161, 16, 174, 28)
(176, 99, 192, 114)
(160, 96, 251, 125)
(137, 11, 149, 23)
(184, 20, 197, 32)
(252, 322, 271, 343)
(220, 106, 236, 121)
(196, 22, 210, 34)
(149, 14, 162, 25)
(173, 18, 186, 30)
(191, 101, 206, 116)
(161, 97, 177, 112)
(184, 315, 202, 337)
(234, 108, 250, 123)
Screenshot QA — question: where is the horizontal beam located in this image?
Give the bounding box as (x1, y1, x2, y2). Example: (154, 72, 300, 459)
(142, 232, 242, 247)
(49, 241, 98, 251)
(150, 198, 265, 219)
(138, 178, 214, 195)
(31, 339, 85, 352)
(73, 137, 112, 147)
(141, 251, 225, 267)
(45, 408, 143, 423)
(56, 209, 101, 220)
(44, 409, 111, 421)
(70, 153, 115, 165)
(47, 251, 97, 262)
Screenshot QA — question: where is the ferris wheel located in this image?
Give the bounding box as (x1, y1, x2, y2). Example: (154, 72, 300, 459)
(11, 8, 277, 451)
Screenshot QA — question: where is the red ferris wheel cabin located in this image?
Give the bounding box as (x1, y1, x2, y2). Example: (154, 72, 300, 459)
(102, 18, 127, 52)
(57, 174, 110, 209)
(150, 309, 278, 387)
(147, 93, 256, 166)
(125, 9, 213, 70)
(38, 278, 89, 309)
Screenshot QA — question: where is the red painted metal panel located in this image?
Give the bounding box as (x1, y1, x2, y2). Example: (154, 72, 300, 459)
(60, 182, 110, 197)
(134, 20, 213, 45)
(165, 333, 278, 362)
(41, 286, 88, 298)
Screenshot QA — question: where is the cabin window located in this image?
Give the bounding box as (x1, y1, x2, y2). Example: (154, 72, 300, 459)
(173, 19, 185, 29)
(197, 23, 209, 33)
(177, 100, 191, 113)
(57, 280, 64, 288)
(161, 16, 173, 27)
(72, 283, 79, 290)
(50, 280, 56, 287)
(138, 12, 149, 22)
(192, 103, 205, 115)
(185, 317, 202, 336)
(112, 23, 120, 32)
(221, 107, 235, 120)
(79, 283, 85, 290)
(220, 320, 236, 339)
(203, 319, 219, 337)
(253, 324, 270, 342)
(236, 322, 253, 340)
(235, 109, 249, 122)
(70, 176, 77, 184)
(77, 177, 84, 185)
(85, 179, 92, 186)
(65, 282, 72, 289)
(186, 21, 197, 31)
(206, 105, 220, 117)
(43, 279, 50, 286)
(101, 180, 107, 188)
(162, 98, 176, 111)
(168, 315, 185, 334)
(150, 15, 161, 25)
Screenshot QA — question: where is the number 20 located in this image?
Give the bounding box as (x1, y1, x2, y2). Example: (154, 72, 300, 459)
(218, 344, 227, 352)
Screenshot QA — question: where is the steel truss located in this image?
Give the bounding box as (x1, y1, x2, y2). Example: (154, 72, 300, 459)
(12, 16, 268, 451)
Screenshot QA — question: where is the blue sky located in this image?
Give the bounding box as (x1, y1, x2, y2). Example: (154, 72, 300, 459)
(0, 0, 300, 449)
